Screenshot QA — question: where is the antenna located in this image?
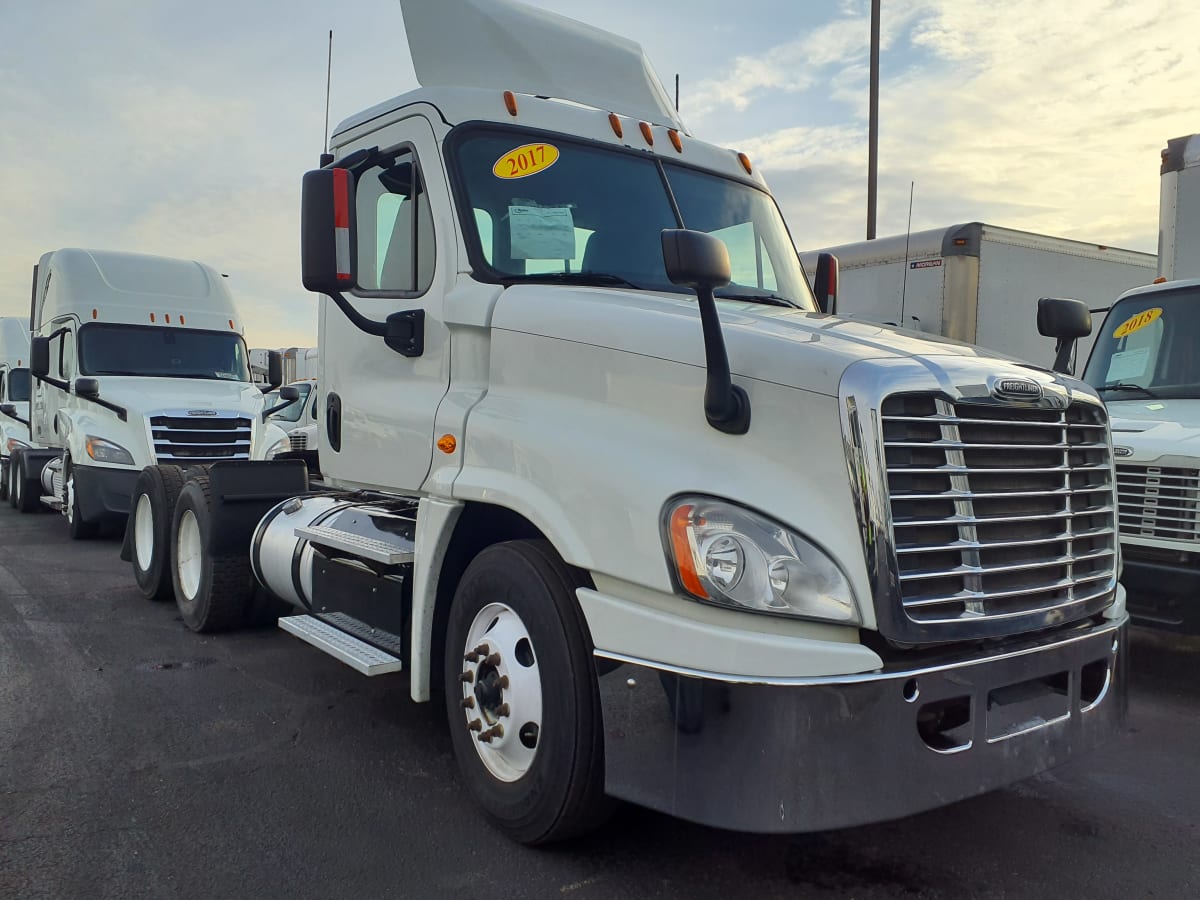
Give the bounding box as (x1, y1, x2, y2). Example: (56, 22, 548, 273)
(899, 180, 915, 327)
(675, 74, 679, 112)
(323, 30, 334, 155)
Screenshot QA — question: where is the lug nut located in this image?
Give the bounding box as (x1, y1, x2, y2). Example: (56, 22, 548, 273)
(473, 644, 489, 656)
(496, 703, 510, 717)
(490, 724, 504, 739)
(468, 718, 482, 732)
(459, 670, 474, 683)
(498, 675, 509, 689)
(460, 697, 475, 709)
(463, 652, 479, 663)
(484, 652, 501, 666)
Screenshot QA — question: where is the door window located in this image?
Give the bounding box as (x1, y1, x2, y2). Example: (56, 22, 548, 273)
(355, 149, 435, 293)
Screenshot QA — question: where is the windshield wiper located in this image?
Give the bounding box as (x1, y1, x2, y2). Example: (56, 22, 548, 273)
(713, 290, 797, 309)
(511, 272, 644, 290)
(1098, 382, 1160, 398)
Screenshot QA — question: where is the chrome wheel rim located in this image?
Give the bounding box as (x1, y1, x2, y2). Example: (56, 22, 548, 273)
(176, 510, 203, 601)
(134, 493, 155, 571)
(459, 602, 542, 782)
(65, 473, 74, 523)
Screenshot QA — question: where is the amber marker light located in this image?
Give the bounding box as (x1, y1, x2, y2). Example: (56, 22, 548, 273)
(150, 312, 156, 322)
(669, 504, 708, 598)
(608, 113, 623, 138)
(737, 152, 753, 174)
(437, 434, 457, 454)
(228, 319, 235, 329)
(668, 129, 683, 153)
(503, 91, 519, 117)
(1153, 276, 1168, 283)
(639, 121, 654, 146)
(91, 308, 98, 319)
(180, 315, 185, 325)
(165, 314, 171, 323)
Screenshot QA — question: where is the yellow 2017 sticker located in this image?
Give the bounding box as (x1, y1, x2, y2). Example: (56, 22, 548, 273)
(1113, 307, 1162, 339)
(492, 143, 559, 179)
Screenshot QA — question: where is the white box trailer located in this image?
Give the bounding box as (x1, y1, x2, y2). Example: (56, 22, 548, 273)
(800, 223, 1156, 369)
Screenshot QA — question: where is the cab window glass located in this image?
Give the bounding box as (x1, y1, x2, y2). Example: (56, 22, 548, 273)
(355, 150, 435, 293)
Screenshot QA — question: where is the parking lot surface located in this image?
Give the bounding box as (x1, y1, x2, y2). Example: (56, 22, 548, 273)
(1, 502, 1197, 899)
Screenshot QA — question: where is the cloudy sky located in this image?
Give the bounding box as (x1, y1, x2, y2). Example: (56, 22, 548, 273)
(1, 0, 1195, 347)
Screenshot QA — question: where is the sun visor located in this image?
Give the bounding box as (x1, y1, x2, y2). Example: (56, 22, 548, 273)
(399, 0, 685, 132)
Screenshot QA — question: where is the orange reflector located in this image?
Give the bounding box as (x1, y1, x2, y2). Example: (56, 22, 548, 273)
(150, 312, 155, 322)
(668, 130, 683, 152)
(91, 308, 98, 319)
(437, 434, 457, 454)
(229, 319, 235, 329)
(180, 315, 185, 325)
(953, 238, 967, 246)
(1153, 276, 1168, 283)
(165, 314, 170, 323)
(639, 121, 654, 146)
(737, 152, 752, 174)
(669, 505, 708, 598)
(608, 113, 623, 138)
(503, 91, 518, 117)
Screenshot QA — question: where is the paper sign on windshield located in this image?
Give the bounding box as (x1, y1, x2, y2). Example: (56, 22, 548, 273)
(1105, 347, 1150, 382)
(509, 205, 575, 259)
(1113, 307, 1162, 339)
(493, 143, 560, 179)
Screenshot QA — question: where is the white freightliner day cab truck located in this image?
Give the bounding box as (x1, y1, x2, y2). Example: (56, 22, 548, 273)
(801, 224, 1155, 370)
(122, 0, 1127, 844)
(1073, 133, 1200, 631)
(14, 248, 294, 539)
(0, 317, 42, 504)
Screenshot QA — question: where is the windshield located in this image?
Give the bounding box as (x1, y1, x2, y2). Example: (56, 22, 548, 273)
(268, 382, 313, 422)
(7, 368, 31, 402)
(79, 324, 250, 381)
(1084, 288, 1200, 400)
(449, 127, 815, 308)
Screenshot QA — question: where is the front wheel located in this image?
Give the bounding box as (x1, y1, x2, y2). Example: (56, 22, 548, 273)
(65, 462, 99, 540)
(443, 540, 611, 844)
(131, 465, 186, 601)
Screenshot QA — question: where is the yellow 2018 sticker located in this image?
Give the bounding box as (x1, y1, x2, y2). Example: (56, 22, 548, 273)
(1113, 307, 1162, 339)
(492, 143, 560, 179)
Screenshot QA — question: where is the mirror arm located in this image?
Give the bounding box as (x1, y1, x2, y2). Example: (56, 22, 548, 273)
(329, 290, 388, 338)
(262, 396, 300, 423)
(77, 391, 128, 422)
(34, 372, 70, 392)
(1051, 338, 1076, 376)
(696, 286, 751, 435)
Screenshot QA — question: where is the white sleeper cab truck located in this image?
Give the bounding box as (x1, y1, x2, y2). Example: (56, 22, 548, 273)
(0, 316, 41, 505)
(16, 248, 293, 539)
(265, 378, 320, 474)
(124, 0, 1127, 844)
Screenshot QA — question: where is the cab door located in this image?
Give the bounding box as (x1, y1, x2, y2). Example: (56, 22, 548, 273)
(320, 113, 453, 493)
(31, 318, 75, 448)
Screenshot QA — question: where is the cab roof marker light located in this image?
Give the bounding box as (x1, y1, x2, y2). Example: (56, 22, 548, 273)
(91, 308, 97, 319)
(639, 121, 654, 146)
(503, 90, 519, 116)
(608, 113, 623, 138)
(332, 168, 352, 284)
(165, 314, 170, 323)
(668, 129, 683, 153)
(1153, 276, 1167, 283)
(737, 152, 752, 174)
(229, 318, 235, 329)
(180, 315, 185, 325)
(150, 312, 155, 322)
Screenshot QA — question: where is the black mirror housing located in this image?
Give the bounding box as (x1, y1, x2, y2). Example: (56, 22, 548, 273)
(301, 168, 358, 295)
(0, 403, 16, 417)
(813, 252, 839, 314)
(279, 385, 301, 402)
(267, 351, 284, 390)
(30, 337, 50, 378)
(1037, 297, 1092, 340)
(74, 377, 100, 399)
(661, 229, 731, 290)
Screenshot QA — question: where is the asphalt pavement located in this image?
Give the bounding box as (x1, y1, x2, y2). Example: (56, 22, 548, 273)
(1, 501, 1197, 899)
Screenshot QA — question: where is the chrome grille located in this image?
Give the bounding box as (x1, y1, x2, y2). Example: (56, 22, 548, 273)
(881, 394, 1116, 628)
(1116, 464, 1200, 541)
(149, 415, 252, 462)
(289, 431, 308, 452)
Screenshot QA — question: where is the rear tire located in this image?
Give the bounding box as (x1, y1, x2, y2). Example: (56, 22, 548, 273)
(131, 465, 186, 602)
(444, 540, 612, 844)
(15, 452, 41, 513)
(0, 459, 8, 502)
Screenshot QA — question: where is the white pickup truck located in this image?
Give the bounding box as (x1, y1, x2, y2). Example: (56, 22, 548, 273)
(122, 0, 1127, 843)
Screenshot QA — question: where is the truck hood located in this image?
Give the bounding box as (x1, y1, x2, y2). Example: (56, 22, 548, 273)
(1107, 398, 1200, 460)
(87, 377, 266, 419)
(491, 285, 1027, 396)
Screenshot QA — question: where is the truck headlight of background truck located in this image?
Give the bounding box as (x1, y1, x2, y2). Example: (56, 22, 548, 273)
(664, 497, 859, 623)
(85, 435, 134, 465)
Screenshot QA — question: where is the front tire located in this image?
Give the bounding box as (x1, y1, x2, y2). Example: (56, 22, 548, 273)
(131, 465, 186, 601)
(443, 540, 611, 844)
(65, 461, 99, 540)
(170, 474, 254, 632)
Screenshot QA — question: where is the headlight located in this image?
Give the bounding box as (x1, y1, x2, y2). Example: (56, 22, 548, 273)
(5, 438, 30, 453)
(664, 497, 859, 624)
(85, 435, 135, 465)
(267, 436, 290, 458)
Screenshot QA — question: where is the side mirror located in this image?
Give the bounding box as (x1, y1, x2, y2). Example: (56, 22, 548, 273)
(1037, 297, 1092, 375)
(279, 385, 301, 402)
(0, 403, 16, 418)
(813, 252, 839, 315)
(267, 350, 284, 390)
(30, 337, 50, 378)
(301, 167, 358, 295)
(74, 377, 100, 399)
(661, 229, 731, 290)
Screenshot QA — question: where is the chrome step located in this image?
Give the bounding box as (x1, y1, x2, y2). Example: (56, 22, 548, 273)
(279, 615, 404, 676)
(294, 524, 415, 565)
(39, 496, 62, 510)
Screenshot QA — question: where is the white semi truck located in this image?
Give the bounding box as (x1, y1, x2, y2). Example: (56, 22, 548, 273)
(123, 0, 1127, 843)
(14, 248, 293, 538)
(1074, 133, 1200, 630)
(0, 317, 39, 504)
(801, 224, 1155, 370)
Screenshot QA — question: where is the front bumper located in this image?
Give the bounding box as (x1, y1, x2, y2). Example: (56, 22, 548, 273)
(73, 464, 140, 523)
(596, 615, 1126, 833)
(1122, 556, 1200, 632)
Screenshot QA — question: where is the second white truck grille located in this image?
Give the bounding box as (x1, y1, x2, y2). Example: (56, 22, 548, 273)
(1116, 464, 1200, 541)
